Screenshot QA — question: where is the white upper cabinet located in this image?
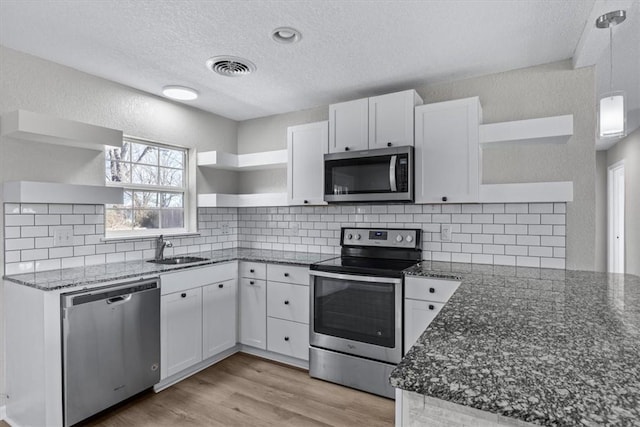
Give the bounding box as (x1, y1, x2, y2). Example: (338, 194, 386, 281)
(415, 97, 482, 204)
(368, 90, 422, 149)
(329, 98, 369, 153)
(287, 121, 328, 205)
(328, 89, 422, 154)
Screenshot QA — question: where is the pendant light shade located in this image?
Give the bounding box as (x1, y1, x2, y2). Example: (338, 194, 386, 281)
(596, 10, 627, 139)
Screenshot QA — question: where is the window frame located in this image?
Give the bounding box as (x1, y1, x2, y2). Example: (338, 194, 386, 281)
(105, 136, 192, 238)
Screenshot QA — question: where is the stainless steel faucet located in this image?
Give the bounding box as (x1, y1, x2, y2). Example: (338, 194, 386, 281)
(155, 235, 173, 261)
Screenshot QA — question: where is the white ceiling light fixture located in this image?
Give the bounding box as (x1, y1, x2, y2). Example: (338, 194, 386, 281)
(271, 27, 302, 44)
(162, 85, 199, 101)
(206, 55, 257, 77)
(597, 10, 627, 139)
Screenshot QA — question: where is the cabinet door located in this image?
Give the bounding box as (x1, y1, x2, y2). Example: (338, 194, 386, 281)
(329, 98, 369, 153)
(161, 288, 203, 379)
(369, 90, 421, 149)
(415, 97, 481, 203)
(287, 121, 328, 205)
(239, 278, 267, 349)
(202, 280, 237, 359)
(404, 299, 444, 354)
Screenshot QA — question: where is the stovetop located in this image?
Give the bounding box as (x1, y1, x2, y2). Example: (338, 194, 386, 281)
(310, 256, 420, 278)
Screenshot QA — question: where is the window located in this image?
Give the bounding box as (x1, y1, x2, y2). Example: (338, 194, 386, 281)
(105, 137, 188, 236)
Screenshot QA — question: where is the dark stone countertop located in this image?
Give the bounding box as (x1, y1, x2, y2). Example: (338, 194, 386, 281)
(2, 248, 336, 291)
(392, 261, 640, 426)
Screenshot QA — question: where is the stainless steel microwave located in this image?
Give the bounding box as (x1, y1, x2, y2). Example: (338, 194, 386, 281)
(324, 146, 413, 203)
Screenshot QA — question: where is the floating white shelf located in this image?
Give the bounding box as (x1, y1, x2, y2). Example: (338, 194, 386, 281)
(198, 192, 288, 207)
(479, 181, 573, 203)
(479, 114, 573, 145)
(197, 149, 287, 171)
(1, 110, 123, 150)
(3, 181, 124, 204)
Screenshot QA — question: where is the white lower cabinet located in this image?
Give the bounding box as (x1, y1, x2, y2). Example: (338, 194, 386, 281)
(203, 279, 237, 359)
(267, 317, 309, 360)
(161, 287, 203, 378)
(239, 277, 267, 349)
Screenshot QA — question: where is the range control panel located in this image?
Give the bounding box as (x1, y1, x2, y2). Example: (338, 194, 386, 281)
(342, 228, 420, 249)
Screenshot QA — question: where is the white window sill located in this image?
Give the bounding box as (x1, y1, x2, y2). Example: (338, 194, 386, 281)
(101, 231, 200, 242)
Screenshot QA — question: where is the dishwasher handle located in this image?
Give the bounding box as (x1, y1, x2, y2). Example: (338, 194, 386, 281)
(106, 294, 133, 305)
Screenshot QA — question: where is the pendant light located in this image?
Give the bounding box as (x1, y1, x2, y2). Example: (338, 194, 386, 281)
(597, 10, 627, 139)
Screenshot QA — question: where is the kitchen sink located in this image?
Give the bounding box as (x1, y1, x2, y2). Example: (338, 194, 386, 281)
(148, 256, 210, 265)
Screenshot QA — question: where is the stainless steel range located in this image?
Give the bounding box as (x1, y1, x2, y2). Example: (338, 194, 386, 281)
(309, 227, 422, 398)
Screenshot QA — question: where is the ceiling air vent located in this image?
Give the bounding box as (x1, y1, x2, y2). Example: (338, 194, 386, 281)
(206, 56, 256, 77)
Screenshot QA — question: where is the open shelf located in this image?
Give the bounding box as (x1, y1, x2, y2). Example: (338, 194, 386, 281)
(197, 149, 287, 171)
(3, 181, 124, 204)
(1, 110, 123, 150)
(198, 192, 288, 207)
(479, 181, 573, 203)
(479, 114, 573, 145)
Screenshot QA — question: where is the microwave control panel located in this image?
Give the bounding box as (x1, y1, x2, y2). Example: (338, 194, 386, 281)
(342, 228, 419, 249)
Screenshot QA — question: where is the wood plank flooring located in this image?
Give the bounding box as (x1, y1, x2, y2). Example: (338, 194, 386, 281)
(76, 353, 395, 426)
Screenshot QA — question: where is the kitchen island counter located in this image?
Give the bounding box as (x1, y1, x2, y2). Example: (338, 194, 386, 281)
(391, 262, 640, 426)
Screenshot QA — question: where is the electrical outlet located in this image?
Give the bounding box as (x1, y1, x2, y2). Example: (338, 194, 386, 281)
(220, 223, 231, 235)
(54, 228, 74, 246)
(291, 222, 300, 236)
(441, 224, 452, 242)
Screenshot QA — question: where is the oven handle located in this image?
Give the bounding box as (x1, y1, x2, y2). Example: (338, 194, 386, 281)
(309, 270, 403, 285)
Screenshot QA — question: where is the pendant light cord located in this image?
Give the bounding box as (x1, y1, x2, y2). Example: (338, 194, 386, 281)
(609, 25, 613, 95)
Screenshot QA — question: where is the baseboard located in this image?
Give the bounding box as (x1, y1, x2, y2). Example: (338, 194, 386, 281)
(0, 405, 5, 421)
(239, 345, 309, 370)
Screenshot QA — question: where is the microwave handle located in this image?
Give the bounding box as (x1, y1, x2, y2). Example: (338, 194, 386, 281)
(389, 155, 397, 192)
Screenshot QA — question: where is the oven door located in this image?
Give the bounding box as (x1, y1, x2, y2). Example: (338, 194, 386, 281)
(309, 270, 403, 364)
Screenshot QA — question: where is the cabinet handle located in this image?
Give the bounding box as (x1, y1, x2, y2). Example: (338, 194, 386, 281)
(181, 293, 187, 298)
(284, 273, 289, 277)
(387, 142, 392, 147)
(442, 196, 448, 202)
(303, 200, 308, 204)
(218, 284, 224, 288)
(250, 269, 255, 273)
(250, 281, 255, 285)
(284, 336, 290, 341)
(429, 304, 435, 310)
(429, 287, 435, 293)
(345, 147, 350, 151)
(284, 300, 290, 305)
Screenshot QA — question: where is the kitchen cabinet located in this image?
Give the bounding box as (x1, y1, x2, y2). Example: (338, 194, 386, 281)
(287, 121, 328, 205)
(239, 276, 267, 349)
(414, 97, 482, 203)
(202, 279, 237, 358)
(161, 287, 203, 378)
(404, 276, 461, 353)
(329, 89, 422, 153)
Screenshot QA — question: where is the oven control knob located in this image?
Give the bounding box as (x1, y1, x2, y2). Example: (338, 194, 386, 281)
(406, 235, 414, 243)
(355, 234, 361, 240)
(396, 235, 403, 242)
(347, 233, 353, 240)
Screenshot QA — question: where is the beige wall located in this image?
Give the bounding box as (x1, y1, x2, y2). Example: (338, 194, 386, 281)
(606, 128, 640, 276)
(0, 46, 239, 409)
(595, 151, 608, 272)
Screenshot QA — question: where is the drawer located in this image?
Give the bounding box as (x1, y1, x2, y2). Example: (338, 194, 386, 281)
(267, 317, 309, 360)
(404, 276, 461, 303)
(267, 281, 309, 324)
(267, 264, 309, 286)
(239, 262, 266, 280)
(161, 261, 236, 295)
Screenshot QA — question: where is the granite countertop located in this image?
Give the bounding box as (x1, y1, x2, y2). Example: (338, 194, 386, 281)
(392, 261, 640, 426)
(3, 248, 336, 291)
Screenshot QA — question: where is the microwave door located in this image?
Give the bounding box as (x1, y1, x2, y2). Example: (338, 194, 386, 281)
(389, 155, 397, 192)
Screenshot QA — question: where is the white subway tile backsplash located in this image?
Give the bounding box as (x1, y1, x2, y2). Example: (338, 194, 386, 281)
(541, 214, 565, 225)
(5, 227, 21, 238)
(35, 215, 60, 226)
(6, 238, 35, 251)
(5, 204, 21, 214)
(517, 256, 540, 268)
(541, 236, 565, 247)
(461, 204, 482, 214)
(529, 203, 553, 214)
(471, 214, 493, 224)
(6, 215, 35, 226)
(517, 235, 540, 246)
(505, 203, 528, 214)
(21, 204, 48, 214)
(21, 248, 49, 261)
(49, 204, 73, 214)
(73, 205, 96, 214)
(482, 204, 505, 214)
(61, 214, 84, 225)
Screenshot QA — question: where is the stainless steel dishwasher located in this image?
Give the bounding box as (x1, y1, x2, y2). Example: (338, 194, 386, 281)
(61, 279, 160, 426)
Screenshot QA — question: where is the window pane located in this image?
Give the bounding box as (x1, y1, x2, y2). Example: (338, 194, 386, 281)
(132, 143, 158, 165)
(134, 209, 159, 229)
(106, 143, 130, 162)
(161, 209, 184, 228)
(106, 209, 133, 230)
(106, 190, 132, 210)
(160, 148, 184, 168)
(159, 167, 183, 187)
(133, 191, 158, 208)
(131, 164, 158, 185)
(105, 160, 130, 183)
(161, 192, 183, 208)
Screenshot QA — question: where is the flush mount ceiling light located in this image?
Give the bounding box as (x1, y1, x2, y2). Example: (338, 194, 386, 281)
(206, 55, 257, 77)
(271, 27, 302, 44)
(162, 85, 198, 101)
(596, 10, 627, 139)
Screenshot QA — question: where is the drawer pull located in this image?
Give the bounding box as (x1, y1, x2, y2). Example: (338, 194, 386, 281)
(250, 281, 255, 285)
(284, 300, 290, 305)
(284, 273, 290, 277)
(181, 293, 187, 298)
(387, 142, 392, 147)
(284, 336, 290, 341)
(429, 304, 435, 310)
(250, 269, 255, 273)
(218, 284, 224, 288)
(429, 287, 435, 293)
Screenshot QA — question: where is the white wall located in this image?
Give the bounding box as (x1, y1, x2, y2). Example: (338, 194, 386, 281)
(595, 151, 608, 272)
(0, 46, 239, 411)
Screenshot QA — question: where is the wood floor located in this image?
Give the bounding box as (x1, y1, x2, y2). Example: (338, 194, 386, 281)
(77, 353, 394, 426)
